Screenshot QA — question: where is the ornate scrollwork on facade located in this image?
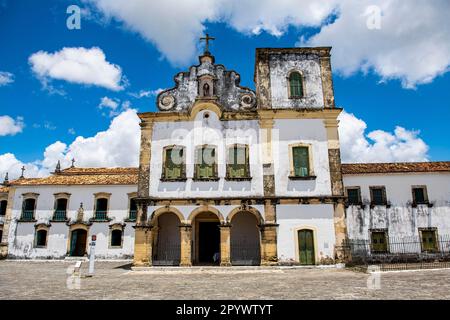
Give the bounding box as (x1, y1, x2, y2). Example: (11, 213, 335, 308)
(158, 94, 175, 111)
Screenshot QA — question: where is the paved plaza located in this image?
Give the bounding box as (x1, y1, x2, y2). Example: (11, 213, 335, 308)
(1, 260, 449, 300)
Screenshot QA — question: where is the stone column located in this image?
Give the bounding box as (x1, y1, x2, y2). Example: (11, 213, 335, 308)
(219, 223, 232, 266)
(259, 118, 276, 197)
(260, 223, 279, 266)
(319, 48, 335, 109)
(179, 224, 192, 267)
(324, 117, 348, 262)
(137, 120, 153, 199)
(133, 225, 153, 267)
(0, 187, 15, 259)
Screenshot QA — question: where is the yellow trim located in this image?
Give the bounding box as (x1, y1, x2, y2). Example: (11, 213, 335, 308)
(293, 226, 319, 265)
(189, 101, 222, 120)
(288, 143, 315, 177)
(150, 206, 185, 225)
(187, 205, 225, 224)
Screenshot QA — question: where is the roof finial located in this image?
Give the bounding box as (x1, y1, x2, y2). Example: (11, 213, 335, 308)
(200, 33, 215, 54)
(55, 160, 61, 174)
(20, 166, 25, 179)
(71, 158, 75, 168)
(3, 172, 8, 185)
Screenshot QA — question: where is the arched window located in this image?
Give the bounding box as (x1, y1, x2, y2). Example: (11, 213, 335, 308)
(35, 229, 47, 247)
(289, 71, 303, 98)
(0, 200, 7, 216)
(110, 229, 123, 247)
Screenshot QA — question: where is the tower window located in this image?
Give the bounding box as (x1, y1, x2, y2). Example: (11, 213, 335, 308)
(289, 71, 304, 98)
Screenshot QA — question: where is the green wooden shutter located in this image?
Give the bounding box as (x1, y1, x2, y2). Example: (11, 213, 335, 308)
(289, 72, 303, 98)
(293, 147, 309, 177)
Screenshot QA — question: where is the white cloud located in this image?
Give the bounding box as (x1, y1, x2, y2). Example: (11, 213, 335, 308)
(86, 0, 450, 87)
(98, 96, 131, 117)
(0, 115, 24, 136)
(338, 111, 429, 163)
(300, 0, 450, 88)
(0, 71, 14, 86)
(0, 109, 140, 180)
(29, 47, 126, 91)
(129, 88, 165, 99)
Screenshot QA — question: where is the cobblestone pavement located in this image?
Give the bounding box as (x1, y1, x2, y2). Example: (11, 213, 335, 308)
(1, 260, 450, 300)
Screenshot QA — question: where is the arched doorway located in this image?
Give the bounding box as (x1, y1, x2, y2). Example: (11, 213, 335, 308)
(230, 211, 261, 265)
(69, 229, 87, 257)
(153, 212, 181, 265)
(193, 212, 220, 265)
(298, 229, 315, 265)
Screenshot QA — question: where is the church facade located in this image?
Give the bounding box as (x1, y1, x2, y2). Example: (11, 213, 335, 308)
(1, 46, 449, 266)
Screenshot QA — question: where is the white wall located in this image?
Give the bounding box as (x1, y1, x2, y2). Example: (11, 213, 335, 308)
(344, 172, 450, 240)
(277, 204, 336, 263)
(273, 119, 332, 197)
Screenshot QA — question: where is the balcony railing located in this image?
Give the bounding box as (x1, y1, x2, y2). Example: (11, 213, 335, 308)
(20, 210, 35, 221)
(128, 210, 137, 221)
(93, 210, 108, 221)
(52, 210, 67, 221)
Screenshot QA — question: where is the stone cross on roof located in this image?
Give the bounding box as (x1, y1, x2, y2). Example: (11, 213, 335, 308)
(200, 33, 215, 54)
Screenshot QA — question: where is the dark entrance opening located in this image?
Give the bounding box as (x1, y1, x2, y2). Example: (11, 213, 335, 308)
(70, 229, 87, 257)
(198, 221, 220, 264)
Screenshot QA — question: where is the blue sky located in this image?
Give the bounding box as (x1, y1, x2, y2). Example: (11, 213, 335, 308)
(0, 0, 449, 178)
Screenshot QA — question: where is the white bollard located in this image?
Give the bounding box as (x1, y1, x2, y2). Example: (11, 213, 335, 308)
(88, 234, 96, 276)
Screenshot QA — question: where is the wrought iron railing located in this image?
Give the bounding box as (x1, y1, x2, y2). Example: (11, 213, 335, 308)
(20, 210, 35, 221)
(93, 210, 108, 221)
(153, 242, 181, 266)
(340, 235, 450, 270)
(231, 240, 261, 266)
(52, 210, 67, 221)
(128, 210, 137, 221)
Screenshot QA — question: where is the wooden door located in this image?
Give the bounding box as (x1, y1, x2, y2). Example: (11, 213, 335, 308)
(298, 229, 315, 265)
(371, 232, 388, 253)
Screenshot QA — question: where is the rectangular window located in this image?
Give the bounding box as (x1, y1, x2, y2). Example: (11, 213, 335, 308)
(370, 230, 388, 253)
(129, 198, 137, 221)
(227, 145, 249, 179)
(94, 198, 108, 220)
(21, 198, 36, 221)
(163, 147, 185, 180)
(370, 187, 386, 206)
(0, 200, 7, 216)
(195, 146, 216, 179)
(292, 146, 310, 177)
(420, 229, 438, 252)
(412, 186, 428, 205)
(346, 188, 361, 205)
(53, 198, 67, 221)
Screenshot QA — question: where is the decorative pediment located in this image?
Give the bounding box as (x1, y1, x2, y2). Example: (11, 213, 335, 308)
(157, 53, 256, 112)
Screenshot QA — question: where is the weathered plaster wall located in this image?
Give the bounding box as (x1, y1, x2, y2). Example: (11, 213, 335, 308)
(7, 185, 136, 259)
(344, 173, 450, 240)
(269, 53, 324, 109)
(277, 204, 336, 263)
(273, 119, 332, 197)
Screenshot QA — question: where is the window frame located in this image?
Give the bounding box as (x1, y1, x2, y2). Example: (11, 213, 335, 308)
(411, 185, 429, 207)
(193, 144, 219, 181)
(419, 227, 439, 253)
(20, 193, 39, 222)
(52, 192, 70, 222)
(34, 225, 49, 248)
(161, 145, 187, 181)
(369, 229, 389, 254)
(369, 186, 388, 207)
(287, 70, 305, 99)
(109, 224, 124, 248)
(92, 192, 111, 222)
(225, 144, 251, 181)
(288, 143, 316, 180)
(345, 187, 362, 206)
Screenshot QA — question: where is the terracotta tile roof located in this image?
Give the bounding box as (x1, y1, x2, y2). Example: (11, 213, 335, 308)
(0, 186, 9, 193)
(342, 162, 450, 175)
(10, 167, 139, 186)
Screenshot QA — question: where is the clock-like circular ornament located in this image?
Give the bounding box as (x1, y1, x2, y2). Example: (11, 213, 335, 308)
(240, 94, 255, 109)
(159, 94, 175, 110)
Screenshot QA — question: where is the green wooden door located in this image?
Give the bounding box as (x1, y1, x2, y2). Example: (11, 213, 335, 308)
(298, 230, 315, 265)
